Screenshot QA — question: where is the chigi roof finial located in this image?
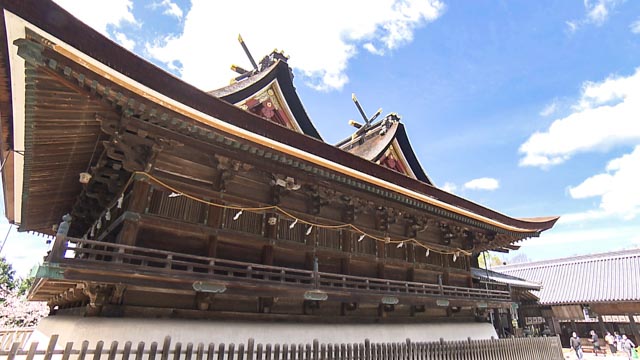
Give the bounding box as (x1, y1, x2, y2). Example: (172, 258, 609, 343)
(348, 93, 382, 140)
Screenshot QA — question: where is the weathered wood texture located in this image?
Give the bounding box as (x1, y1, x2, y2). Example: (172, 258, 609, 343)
(0, 334, 564, 360)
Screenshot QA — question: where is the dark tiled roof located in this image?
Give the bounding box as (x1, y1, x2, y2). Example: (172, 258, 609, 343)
(493, 248, 640, 305)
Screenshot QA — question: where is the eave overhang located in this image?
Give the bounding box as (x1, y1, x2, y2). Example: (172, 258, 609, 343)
(0, 0, 559, 243)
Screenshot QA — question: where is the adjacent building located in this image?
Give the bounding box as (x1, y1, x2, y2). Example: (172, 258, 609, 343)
(495, 249, 640, 346)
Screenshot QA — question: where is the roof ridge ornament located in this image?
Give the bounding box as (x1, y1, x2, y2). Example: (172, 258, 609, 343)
(348, 93, 382, 140)
(230, 35, 291, 83)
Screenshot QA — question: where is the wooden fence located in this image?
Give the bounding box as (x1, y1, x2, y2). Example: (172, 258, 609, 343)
(0, 334, 564, 360)
(0, 328, 34, 351)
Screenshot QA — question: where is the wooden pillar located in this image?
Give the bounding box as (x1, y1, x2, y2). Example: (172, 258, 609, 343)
(128, 179, 150, 213)
(494, 308, 503, 337)
(377, 263, 385, 279)
(341, 230, 351, 253)
(597, 315, 606, 337)
(264, 213, 278, 239)
(570, 320, 578, 333)
(407, 243, 416, 263)
(305, 253, 315, 270)
(262, 245, 274, 266)
(406, 267, 415, 282)
(205, 201, 223, 258)
(442, 253, 451, 286)
(550, 315, 562, 336)
(507, 308, 515, 337)
(629, 314, 640, 343)
(377, 241, 386, 259)
(207, 235, 218, 258)
(116, 220, 139, 246)
(115, 179, 149, 247)
(341, 258, 351, 275)
(207, 203, 224, 229)
(442, 270, 450, 286)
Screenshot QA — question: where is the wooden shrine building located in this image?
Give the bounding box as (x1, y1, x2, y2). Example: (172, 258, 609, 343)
(0, 0, 558, 333)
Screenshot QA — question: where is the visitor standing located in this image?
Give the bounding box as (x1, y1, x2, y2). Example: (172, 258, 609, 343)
(571, 332, 584, 360)
(590, 330, 605, 356)
(615, 332, 623, 353)
(605, 332, 617, 355)
(621, 335, 635, 360)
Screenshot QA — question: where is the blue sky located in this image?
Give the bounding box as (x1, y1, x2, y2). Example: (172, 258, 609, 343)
(2, 0, 640, 276)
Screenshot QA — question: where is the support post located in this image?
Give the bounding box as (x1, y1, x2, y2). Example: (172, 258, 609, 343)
(629, 314, 640, 344)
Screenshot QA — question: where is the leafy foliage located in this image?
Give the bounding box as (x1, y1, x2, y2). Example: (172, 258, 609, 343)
(478, 252, 503, 269)
(0, 256, 17, 291)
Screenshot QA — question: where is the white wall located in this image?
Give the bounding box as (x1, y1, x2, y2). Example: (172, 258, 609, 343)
(33, 316, 498, 347)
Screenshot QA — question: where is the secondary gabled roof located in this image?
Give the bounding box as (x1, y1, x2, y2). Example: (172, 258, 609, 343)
(337, 115, 433, 185)
(493, 248, 640, 305)
(209, 58, 323, 140)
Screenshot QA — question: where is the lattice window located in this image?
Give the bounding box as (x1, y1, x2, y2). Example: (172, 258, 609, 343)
(385, 243, 407, 261)
(450, 255, 468, 271)
(351, 233, 377, 256)
(278, 218, 306, 244)
(317, 228, 341, 250)
(223, 209, 264, 235)
(147, 189, 208, 224)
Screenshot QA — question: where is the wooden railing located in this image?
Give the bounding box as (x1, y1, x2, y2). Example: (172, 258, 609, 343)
(0, 334, 565, 360)
(48, 237, 510, 302)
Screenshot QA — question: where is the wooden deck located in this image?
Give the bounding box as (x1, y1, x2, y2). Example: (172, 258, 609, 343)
(31, 237, 511, 308)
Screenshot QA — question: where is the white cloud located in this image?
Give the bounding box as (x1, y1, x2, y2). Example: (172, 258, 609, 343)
(463, 177, 499, 191)
(53, 0, 137, 35)
(519, 68, 640, 167)
(565, 0, 624, 32)
(539, 101, 557, 117)
(631, 19, 640, 34)
(567, 145, 640, 220)
(363, 43, 385, 56)
(441, 182, 457, 194)
(520, 223, 640, 248)
(114, 31, 136, 51)
(151, 0, 184, 19)
(145, 0, 444, 91)
(566, 20, 579, 33)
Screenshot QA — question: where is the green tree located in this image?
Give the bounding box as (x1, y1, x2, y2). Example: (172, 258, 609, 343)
(478, 251, 503, 269)
(0, 256, 18, 291)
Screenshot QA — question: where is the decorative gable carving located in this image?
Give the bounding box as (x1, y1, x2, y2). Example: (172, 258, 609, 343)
(377, 143, 415, 179)
(237, 81, 303, 133)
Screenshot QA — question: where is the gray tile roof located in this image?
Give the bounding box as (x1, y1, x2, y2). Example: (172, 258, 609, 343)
(492, 248, 640, 305)
(470, 267, 542, 290)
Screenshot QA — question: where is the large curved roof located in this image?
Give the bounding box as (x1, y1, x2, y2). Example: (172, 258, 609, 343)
(0, 0, 558, 241)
